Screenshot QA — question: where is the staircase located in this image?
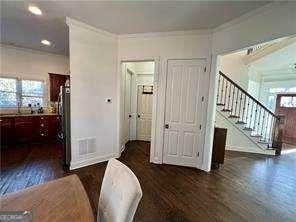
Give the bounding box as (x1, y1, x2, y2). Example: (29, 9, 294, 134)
(216, 71, 283, 155)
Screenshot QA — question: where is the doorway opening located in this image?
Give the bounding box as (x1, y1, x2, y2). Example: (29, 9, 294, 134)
(212, 35, 296, 168)
(121, 61, 155, 155)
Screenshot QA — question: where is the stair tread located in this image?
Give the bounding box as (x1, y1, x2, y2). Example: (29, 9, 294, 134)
(258, 140, 270, 143)
(243, 127, 254, 131)
(251, 134, 262, 138)
(221, 109, 232, 112)
(216, 103, 225, 106)
(229, 115, 240, 118)
(236, 121, 246, 124)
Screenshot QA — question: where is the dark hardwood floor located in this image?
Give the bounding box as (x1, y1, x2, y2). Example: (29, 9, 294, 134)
(1, 141, 296, 222)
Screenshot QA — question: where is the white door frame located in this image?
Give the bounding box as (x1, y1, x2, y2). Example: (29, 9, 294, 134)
(119, 57, 160, 162)
(124, 68, 133, 142)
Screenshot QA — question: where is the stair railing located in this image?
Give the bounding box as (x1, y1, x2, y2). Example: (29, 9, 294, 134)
(216, 71, 283, 153)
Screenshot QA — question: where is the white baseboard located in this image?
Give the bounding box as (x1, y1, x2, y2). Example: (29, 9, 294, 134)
(149, 156, 162, 164)
(226, 145, 276, 155)
(70, 153, 119, 170)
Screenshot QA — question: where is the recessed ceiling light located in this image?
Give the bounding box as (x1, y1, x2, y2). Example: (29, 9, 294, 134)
(28, 5, 42, 15)
(41, 40, 51, 46)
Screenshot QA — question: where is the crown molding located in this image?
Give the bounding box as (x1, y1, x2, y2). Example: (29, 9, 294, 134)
(213, 1, 287, 33)
(118, 29, 212, 39)
(0, 43, 68, 58)
(66, 17, 117, 39)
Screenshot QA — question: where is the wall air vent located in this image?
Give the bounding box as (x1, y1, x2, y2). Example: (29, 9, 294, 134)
(78, 138, 96, 156)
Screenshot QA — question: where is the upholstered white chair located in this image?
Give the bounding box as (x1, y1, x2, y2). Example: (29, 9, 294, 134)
(97, 158, 142, 222)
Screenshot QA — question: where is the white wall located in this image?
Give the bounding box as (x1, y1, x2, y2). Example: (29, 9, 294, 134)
(215, 111, 274, 155)
(67, 18, 119, 169)
(119, 32, 212, 170)
(119, 32, 211, 59)
(219, 51, 249, 90)
(212, 2, 296, 55)
(0, 44, 69, 112)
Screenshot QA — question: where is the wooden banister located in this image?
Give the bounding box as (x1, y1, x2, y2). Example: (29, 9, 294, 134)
(219, 71, 278, 118)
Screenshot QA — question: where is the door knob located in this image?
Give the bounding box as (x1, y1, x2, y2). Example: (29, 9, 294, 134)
(128, 114, 132, 118)
(165, 124, 170, 129)
(137, 114, 140, 118)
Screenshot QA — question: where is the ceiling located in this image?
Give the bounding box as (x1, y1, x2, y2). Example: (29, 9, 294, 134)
(251, 39, 296, 74)
(1, 0, 272, 55)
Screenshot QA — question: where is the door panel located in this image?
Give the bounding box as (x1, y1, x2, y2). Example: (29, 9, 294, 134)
(169, 66, 182, 123)
(275, 94, 296, 145)
(163, 59, 205, 167)
(167, 130, 179, 156)
(183, 132, 195, 157)
(137, 85, 153, 141)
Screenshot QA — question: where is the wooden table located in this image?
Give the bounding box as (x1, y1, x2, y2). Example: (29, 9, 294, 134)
(0, 175, 94, 222)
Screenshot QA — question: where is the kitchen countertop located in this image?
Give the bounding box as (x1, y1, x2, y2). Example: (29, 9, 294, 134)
(0, 113, 59, 118)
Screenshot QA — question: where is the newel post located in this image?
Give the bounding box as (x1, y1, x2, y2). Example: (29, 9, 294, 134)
(272, 115, 285, 155)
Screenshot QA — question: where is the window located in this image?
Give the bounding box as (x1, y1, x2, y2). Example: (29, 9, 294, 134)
(280, 96, 296, 108)
(0, 77, 17, 108)
(21, 80, 44, 107)
(267, 95, 275, 111)
(265, 86, 296, 111)
(0, 77, 45, 108)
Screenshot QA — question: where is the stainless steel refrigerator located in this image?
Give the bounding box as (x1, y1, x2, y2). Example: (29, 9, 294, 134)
(58, 86, 71, 168)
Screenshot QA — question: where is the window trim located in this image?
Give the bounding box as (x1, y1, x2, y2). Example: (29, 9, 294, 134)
(0, 76, 45, 108)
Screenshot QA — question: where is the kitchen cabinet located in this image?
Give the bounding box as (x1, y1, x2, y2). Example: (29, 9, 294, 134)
(15, 116, 33, 143)
(49, 115, 60, 139)
(0, 115, 60, 147)
(33, 116, 49, 141)
(0, 117, 14, 147)
(49, 73, 69, 102)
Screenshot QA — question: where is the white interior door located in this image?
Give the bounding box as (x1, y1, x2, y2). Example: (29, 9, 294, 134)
(163, 59, 206, 168)
(124, 70, 132, 143)
(137, 85, 153, 141)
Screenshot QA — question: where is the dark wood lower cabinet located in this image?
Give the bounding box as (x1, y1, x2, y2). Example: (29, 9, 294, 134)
(33, 116, 50, 141)
(0, 115, 60, 147)
(14, 117, 34, 144)
(0, 118, 14, 147)
(49, 116, 60, 140)
(212, 127, 227, 169)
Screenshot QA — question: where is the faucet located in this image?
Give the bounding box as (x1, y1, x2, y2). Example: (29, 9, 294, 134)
(17, 101, 21, 114)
